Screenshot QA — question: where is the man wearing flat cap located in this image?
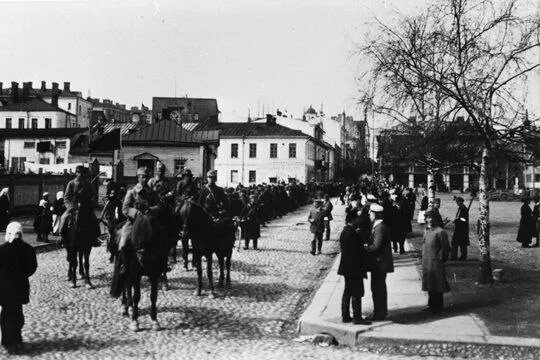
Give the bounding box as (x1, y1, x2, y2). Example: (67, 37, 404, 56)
(365, 203, 394, 321)
(119, 167, 159, 249)
(450, 196, 469, 260)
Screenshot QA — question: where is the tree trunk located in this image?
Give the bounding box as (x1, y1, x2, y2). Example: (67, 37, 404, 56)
(477, 146, 493, 285)
(427, 169, 435, 209)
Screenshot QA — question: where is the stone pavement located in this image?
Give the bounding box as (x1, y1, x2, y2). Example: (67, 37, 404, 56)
(0, 201, 447, 360)
(298, 232, 540, 359)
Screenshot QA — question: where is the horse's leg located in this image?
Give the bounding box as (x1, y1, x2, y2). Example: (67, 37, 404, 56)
(129, 276, 141, 332)
(150, 275, 161, 331)
(84, 249, 93, 289)
(217, 255, 225, 288)
(207, 254, 215, 299)
(121, 289, 129, 316)
(181, 237, 189, 270)
(193, 251, 203, 296)
(69, 249, 77, 288)
(225, 252, 232, 287)
(161, 271, 168, 291)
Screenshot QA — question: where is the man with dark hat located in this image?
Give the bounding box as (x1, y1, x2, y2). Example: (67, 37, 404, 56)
(148, 161, 171, 199)
(365, 203, 394, 321)
(450, 197, 469, 260)
(176, 168, 197, 200)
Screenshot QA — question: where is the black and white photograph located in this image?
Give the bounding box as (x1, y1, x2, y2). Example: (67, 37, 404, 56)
(0, 0, 539, 359)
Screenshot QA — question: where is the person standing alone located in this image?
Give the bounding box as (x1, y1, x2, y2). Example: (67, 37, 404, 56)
(0, 222, 37, 354)
(322, 194, 333, 241)
(308, 199, 325, 255)
(450, 197, 469, 260)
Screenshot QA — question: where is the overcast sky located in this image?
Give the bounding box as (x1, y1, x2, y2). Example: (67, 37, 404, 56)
(0, 0, 537, 122)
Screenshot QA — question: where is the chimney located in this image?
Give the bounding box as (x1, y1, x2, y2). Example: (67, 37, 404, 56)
(41, 81, 46, 91)
(266, 114, 276, 125)
(51, 83, 59, 107)
(63, 82, 70, 92)
(21, 82, 31, 101)
(11, 82, 19, 103)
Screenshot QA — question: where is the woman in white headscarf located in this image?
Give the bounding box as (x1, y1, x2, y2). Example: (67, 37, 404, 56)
(0, 188, 10, 230)
(51, 191, 65, 236)
(0, 221, 38, 354)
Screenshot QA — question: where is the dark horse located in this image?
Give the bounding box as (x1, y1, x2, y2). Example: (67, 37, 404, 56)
(112, 208, 168, 332)
(63, 199, 100, 289)
(178, 198, 236, 298)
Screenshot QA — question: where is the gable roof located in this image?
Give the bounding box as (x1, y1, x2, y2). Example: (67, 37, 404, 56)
(0, 97, 76, 116)
(122, 119, 219, 145)
(194, 122, 308, 138)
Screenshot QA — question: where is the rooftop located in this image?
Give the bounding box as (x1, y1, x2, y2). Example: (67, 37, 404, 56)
(194, 122, 308, 138)
(122, 119, 219, 145)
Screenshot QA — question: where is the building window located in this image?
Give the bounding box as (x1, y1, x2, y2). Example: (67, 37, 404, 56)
(5, 118, 12, 129)
(269, 177, 277, 183)
(56, 157, 64, 164)
(31, 118, 38, 129)
(68, 103, 72, 110)
(39, 158, 50, 165)
(231, 143, 238, 158)
(55, 141, 66, 149)
(249, 170, 256, 183)
(270, 143, 277, 158)
(45, 118, 52, 129)
(194, 113, 199, 121)
(230, 170, 239, 183)
(174, 159, 186, 174)
(23, 142, 35, 149)
(249, 143, 257, 158)
(289, 143, 297, 158)
(535, 174, 540, 182)
(78, 105, 82, 115)
(18, 118, 25, 129)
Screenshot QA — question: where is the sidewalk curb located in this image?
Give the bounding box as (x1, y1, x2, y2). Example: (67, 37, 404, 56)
(297, 250, 540, 349)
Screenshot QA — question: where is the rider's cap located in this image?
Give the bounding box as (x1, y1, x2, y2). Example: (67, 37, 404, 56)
(181, 169, 193, 177)
(207, 170, 217, 178)
(137, 167, 149, 176)
(75, 165, 85, 173)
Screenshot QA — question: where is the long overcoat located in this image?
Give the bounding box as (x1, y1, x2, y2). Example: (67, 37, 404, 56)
(451, 204, 469, 246)
(337, 224, 368, 278)
(516, 203, 534, 244)
(0, 238, 37, 305)
(422, 227, 450, 293)
(366, 222, 394, 273)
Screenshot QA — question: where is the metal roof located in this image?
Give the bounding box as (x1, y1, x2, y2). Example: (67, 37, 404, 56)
(122, 120, 219, 144)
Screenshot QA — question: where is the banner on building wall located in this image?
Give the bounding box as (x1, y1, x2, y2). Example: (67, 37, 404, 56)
(24, 162, 112, 178)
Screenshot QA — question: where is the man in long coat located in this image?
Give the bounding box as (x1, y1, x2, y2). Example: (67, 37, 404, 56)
(422, 209, 451, 313)
(365, 203, 394, 321)
(0, 222, 37, 354)
(338, 212, 371, 325)
(450, 197, 469, 260)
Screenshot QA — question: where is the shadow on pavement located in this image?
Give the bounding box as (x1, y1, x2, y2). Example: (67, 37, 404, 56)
(20, 337, 135, 356)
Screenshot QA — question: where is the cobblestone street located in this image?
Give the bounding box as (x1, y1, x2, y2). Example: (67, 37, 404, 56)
(3, 202, 437, 360)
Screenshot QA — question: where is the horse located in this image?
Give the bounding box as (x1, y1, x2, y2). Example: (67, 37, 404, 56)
(62, 199, 100, 289)
(112, 208, 169, 332)
(178, 198, 236, 298)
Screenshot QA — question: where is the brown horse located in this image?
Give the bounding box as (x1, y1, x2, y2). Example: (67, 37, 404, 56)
(178, 198, 236, 298)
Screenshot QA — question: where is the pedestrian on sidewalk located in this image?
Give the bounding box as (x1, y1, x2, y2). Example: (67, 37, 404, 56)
(517, 195, 534, 248)
(422, 209, 451, 314)
(0, 221, 38, 355)
(338, 211, 372, 325)
(0, 188, 10, 231)
(365, 203, 394, 321)
(450, 197, 469, 260)
(308, 199, 325, 255)
(322, 194, 333, 241)
(33, 199, 52, 243)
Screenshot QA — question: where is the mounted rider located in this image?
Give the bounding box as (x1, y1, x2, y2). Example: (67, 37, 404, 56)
(176, 168, 198, 202)
(118, 167, 159, 250)
(199, 170, 229, 220)
(148, 161, 171, 199)
(59, 165, 96, 237)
